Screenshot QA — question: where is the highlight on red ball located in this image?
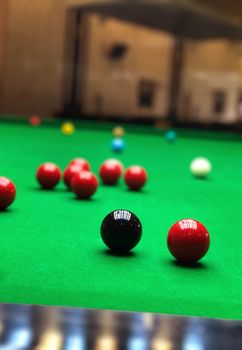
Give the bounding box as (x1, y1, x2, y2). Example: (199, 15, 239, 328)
(69, 158, 90, 171)
(99, 159, 124, 185)
(124, 165, 148, 191)
(71, 171, 98, 199)
(36, 162, 62, 189)
(167, 219, 210, 264)
(0, 177, 16, 210)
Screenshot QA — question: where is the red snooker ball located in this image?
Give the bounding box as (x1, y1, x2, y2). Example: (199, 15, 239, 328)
(69, 158, 90, 171)
(124, 166, 147, 191)
(0, 177, 16, 210)
(29, 115, 41, 127)
(63, 164, 84, 189)
(36, 163, 61, 189)
(167, 219, 210, 264)
(99, 159, 123, 185)
(71, 171, 98, 199)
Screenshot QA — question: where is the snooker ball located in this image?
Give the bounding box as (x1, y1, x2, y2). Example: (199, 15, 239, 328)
(190, 157, 212, 178)
(61, 122, 75, 135)
(36, 163, 61, 189)
(63, 164, 83, 189)
(0, 177, 16, 210)
(111, 138, 125, 153)
(29, 115, 41, 127)
(99, 159, 123, 185)
(165, 129, 176, 143)
(69, 158, 91, 171)
(101, 209, 142, 253)
(112, 126, 125, 138)
(167, 219, 210, 264)
(71, 171, 98, 199)
(124, 166, 147, 191)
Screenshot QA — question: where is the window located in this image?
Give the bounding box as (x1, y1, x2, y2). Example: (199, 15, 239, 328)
(138, 80, 157, 108)
(213, 90, 226, 114)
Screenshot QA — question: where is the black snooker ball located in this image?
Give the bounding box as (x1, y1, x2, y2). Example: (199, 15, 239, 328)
(101, 209, 142, 253)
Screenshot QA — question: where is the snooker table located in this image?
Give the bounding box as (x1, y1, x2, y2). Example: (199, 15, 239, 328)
(1, 118, 242, 321)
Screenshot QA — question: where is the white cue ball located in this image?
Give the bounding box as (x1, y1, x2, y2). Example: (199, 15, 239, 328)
(190, 157, 212, 178)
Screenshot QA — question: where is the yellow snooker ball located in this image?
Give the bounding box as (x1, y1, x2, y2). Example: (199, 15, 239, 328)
(112, 126, 125, 138)
(61, 122, 75, 135)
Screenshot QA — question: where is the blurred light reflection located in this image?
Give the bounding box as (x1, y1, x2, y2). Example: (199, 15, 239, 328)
(63, 333, 85, 350)
(183, 333, 204, 350)
(0, 304, 239, 349)
(0, 327, 32, 349)
(128, 336, 148, 350)
(35, 329, 62, 350)
(95, 334, 117, 350)
(152, 338, 173, 350)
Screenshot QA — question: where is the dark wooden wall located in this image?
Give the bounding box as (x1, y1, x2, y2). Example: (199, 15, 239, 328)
(0, 0, 9, 111)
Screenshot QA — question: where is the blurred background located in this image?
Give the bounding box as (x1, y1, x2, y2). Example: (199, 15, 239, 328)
(1, 0, 242, 131)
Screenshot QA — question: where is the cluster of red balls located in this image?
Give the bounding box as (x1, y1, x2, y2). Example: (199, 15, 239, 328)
(99, 159, 147, 191)
(36, 158, 148, 199)
(36, 159, 97, 199)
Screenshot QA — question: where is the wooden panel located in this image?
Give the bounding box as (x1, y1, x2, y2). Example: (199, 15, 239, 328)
(3, 0, 104, 116)
(4, 0, 65, 116)
(195, 0, 242, 19)
(0, 0, 9, 112)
